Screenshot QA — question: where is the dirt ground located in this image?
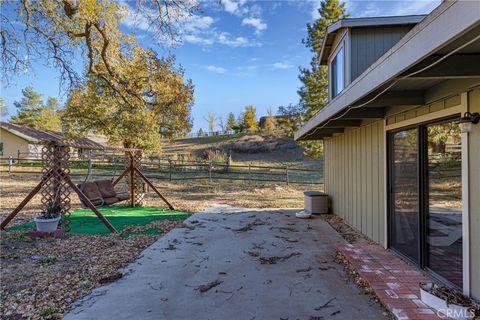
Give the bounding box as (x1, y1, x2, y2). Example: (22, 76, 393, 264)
(0, 173, 319, 222)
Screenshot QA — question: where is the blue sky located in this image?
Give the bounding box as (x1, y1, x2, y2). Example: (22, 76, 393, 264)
(1, 0, 440, 132)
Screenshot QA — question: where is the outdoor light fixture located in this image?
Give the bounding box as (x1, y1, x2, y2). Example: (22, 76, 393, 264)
(459, 112, 480, 133)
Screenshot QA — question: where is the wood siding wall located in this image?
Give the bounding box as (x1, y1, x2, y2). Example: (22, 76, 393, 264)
(0, 129, 30, 158)
(350, 26, 412, 81)
(324, 120, 386, 246)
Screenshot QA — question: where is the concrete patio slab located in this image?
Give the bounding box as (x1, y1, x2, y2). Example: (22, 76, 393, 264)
(64, 205, 387, 320)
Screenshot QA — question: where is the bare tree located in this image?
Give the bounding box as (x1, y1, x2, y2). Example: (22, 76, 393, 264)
(218, 115, 226, 133)
(203, 112, 216, 132)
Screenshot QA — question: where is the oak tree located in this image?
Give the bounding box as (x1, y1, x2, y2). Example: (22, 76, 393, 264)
(62, 50, 194, 152)
(2, 0, 198, 150)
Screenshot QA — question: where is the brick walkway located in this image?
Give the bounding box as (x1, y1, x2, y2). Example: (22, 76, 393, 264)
(336, 243, 443, 320)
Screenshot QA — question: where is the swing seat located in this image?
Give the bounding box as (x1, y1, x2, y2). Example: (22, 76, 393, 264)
(78, 180, 130, 207)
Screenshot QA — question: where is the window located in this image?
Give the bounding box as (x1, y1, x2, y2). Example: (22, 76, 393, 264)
(331, 46, 344, 98)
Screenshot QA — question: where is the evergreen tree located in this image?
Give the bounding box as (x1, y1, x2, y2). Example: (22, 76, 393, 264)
(10, 87, 62, 131)
(226, 113, 236, 131)
(277, 103, 303, 137)
(0, 97, 7, 118)
(298, 0, 347, 159)
(11, 87, 43, 127)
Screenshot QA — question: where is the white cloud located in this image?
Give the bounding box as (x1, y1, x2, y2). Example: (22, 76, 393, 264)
(121, 1, 262, 48)
(233, 65, 258, 77)
(221, 0, 240, 14)
(183, 31, 259, 48)
(183, 16, 215, 33)
(206, 65, 227, 74)
(242, 17, 267, 35)
(184, 34, 214, 45)
(272, 62, 293, 70)
(218, 32, 253, 47)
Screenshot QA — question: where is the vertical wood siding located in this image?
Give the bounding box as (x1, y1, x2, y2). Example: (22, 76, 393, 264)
(350, 26, 412, 81)
(324, 120, 386, 245)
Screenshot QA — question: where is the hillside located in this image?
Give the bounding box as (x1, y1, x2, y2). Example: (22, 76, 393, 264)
(162, 134, 322, 168)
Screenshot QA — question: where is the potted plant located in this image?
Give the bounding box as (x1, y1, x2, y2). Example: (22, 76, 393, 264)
(420, 283, 478, 320)
(33, 199, 64, 233)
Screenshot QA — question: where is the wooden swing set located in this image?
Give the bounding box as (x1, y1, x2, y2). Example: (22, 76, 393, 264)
(0, 141, 174, 233)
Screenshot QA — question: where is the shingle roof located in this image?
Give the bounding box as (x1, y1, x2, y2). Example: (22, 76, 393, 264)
(0, 121, 106, 149)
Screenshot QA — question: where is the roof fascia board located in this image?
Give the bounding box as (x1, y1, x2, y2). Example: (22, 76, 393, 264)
(326, 15, 426, 34)
(295, 0, 480, 140)
(0, 127, 40, 143)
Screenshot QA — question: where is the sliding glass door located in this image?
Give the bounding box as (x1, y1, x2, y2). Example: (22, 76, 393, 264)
(388, 118, 462, 288)
(390, 128, 420, 263)
(426, 122, 462, 287)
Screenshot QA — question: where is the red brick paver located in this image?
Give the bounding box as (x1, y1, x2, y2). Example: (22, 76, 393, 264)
(336, 243, 444, 320)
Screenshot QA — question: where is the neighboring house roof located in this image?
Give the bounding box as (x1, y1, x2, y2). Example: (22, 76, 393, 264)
(0, 121, 106, 149)
(85, 133, 122, 149)
(295, 0, 480, 141)
(259, 115, 295, 126)
(320, 15, 426, 65)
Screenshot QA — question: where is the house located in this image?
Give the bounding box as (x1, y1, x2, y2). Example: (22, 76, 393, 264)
(0, 122, 106, 159)
(295, 1, 480, 300)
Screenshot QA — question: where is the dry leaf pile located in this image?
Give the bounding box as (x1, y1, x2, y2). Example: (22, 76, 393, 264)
(0, 219, 184, 320)
(319, 214, 370, 244)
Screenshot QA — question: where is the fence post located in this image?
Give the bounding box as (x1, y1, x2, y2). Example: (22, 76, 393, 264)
(169, 160, 172, 181)
(17, 149, 20, 163)
(209, 162, 212, 182)
(8, 156, 13, 174)
(286, 165, 289, 186)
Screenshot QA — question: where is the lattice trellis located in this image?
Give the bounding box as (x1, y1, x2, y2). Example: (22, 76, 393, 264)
(124, 150, 144, 206)
(1, 141, 174, 233)
(40, 142, 72, 231)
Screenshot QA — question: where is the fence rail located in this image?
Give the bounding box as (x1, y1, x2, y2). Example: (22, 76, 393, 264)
(0, 157, 324, 185)
(182, 128, 286, 138)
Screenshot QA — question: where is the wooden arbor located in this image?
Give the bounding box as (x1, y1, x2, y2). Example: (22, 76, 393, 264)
(0, 141, 174, 233)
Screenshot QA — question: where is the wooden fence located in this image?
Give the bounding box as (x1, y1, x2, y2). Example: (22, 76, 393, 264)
(0, 157, 324, 185)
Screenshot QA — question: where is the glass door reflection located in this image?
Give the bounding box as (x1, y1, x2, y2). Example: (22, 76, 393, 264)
(390, 128, 420, 264)
(426, 122, 462, 287)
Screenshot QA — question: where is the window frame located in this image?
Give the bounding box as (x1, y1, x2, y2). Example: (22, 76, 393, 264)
(328, 37, 347, 100)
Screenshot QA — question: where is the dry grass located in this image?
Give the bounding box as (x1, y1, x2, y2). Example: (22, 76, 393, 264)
(0, 174, 320, 221)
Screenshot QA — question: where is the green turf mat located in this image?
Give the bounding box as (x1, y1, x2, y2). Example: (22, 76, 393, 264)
(9, 206, 190, 236)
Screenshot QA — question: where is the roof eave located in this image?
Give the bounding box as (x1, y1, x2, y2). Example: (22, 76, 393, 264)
(0, 127, 41, 143)
(295, 1, 480, 141)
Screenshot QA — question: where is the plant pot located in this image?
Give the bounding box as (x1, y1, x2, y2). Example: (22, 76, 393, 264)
(420, 283, 474, 320)
(33, 216, 61, 233)
(295, 210, 311, 219)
